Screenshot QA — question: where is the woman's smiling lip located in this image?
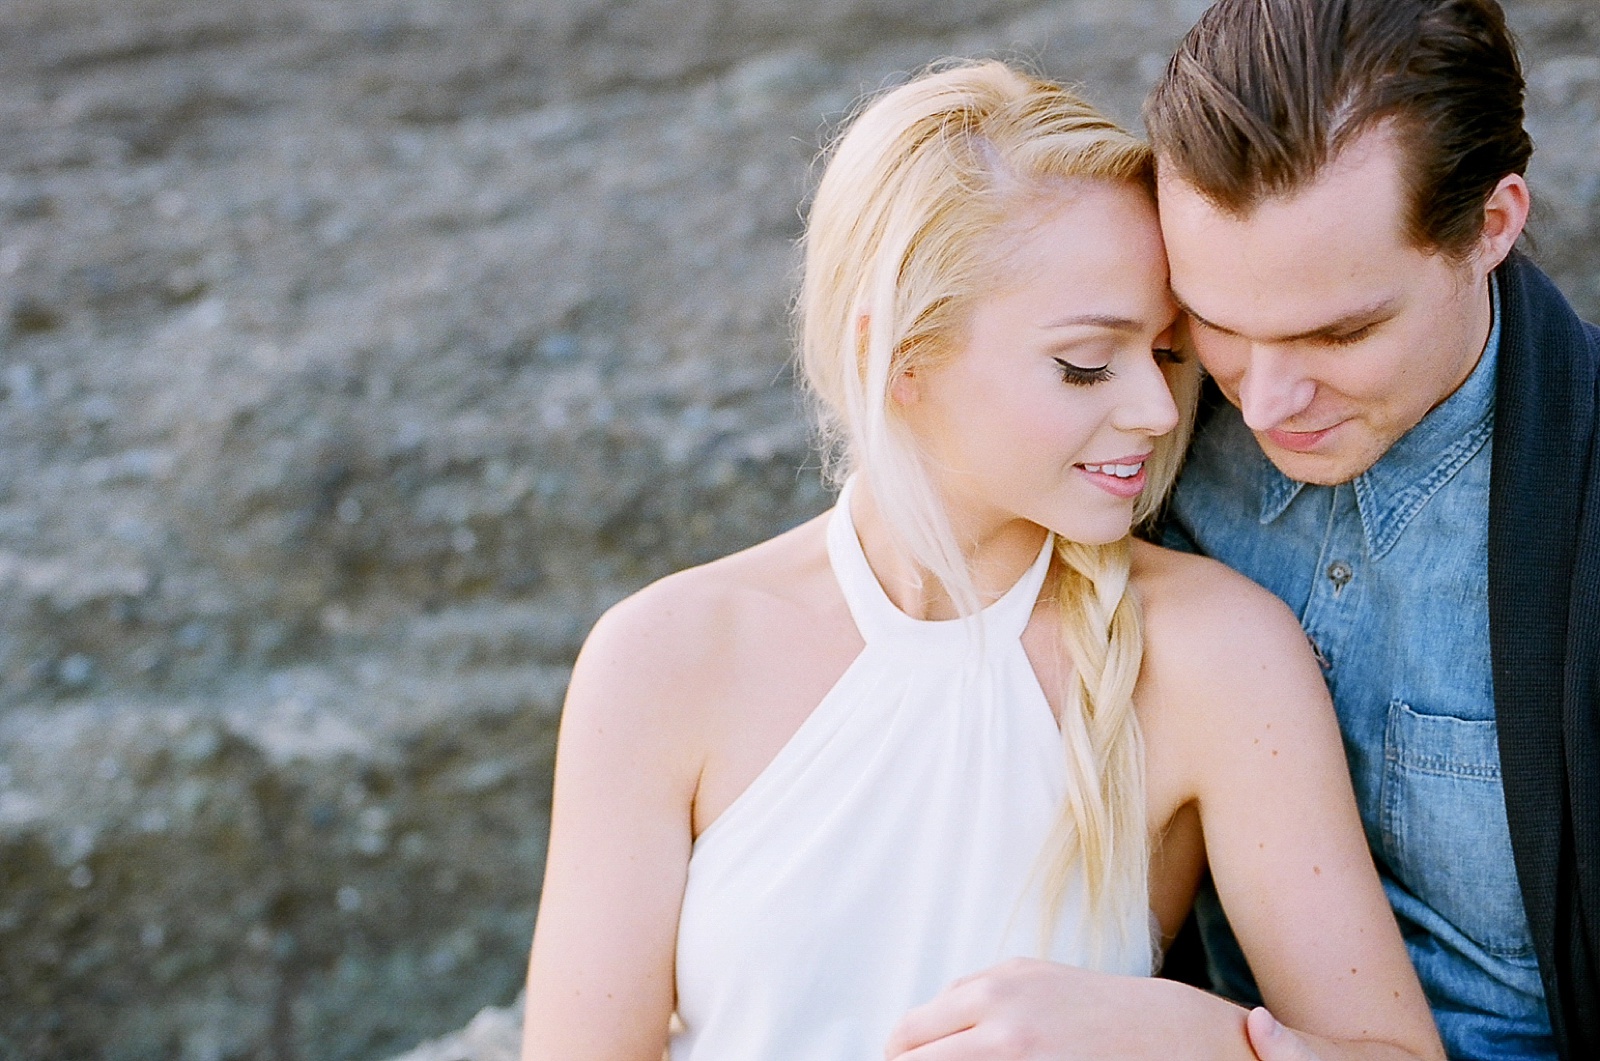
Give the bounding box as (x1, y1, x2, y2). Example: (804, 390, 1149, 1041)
(1074, 452, 1152, 498)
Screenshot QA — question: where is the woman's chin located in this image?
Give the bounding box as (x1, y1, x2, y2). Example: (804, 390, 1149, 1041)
(1039, 503, 1137, 548)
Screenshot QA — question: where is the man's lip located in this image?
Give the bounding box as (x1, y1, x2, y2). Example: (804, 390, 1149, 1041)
(1263, 423, 1342, 453)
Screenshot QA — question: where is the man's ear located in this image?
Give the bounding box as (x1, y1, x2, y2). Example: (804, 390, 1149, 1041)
(1477, 173, 1531, 272)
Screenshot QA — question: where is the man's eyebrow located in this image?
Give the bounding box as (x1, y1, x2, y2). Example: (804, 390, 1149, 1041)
(1170, 292, 1401, 343)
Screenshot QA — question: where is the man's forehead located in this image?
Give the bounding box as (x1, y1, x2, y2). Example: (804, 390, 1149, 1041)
(1153, 122, 1409, 214)
(1154, 136, 1418, 335)
(1164, 234, 1408, 343)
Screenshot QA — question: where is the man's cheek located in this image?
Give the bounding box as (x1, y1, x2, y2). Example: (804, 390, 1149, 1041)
(1190, 336, 1247, 401)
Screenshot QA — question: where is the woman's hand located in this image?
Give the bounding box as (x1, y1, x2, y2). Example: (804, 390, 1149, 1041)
(883, 958, 1250, 1060)
(885, 961, 1418, 1061)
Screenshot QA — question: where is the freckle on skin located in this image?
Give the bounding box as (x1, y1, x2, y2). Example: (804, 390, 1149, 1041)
(1271, 749, 1279, 757)
(1351, 968, 1358, 975)
(1313, 865, 1321, 875)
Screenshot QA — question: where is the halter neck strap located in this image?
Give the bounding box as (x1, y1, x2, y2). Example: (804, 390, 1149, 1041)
(826, 477, 1054, 647)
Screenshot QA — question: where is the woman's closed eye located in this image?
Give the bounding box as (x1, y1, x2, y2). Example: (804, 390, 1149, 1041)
(1054, 357, 1113, 386)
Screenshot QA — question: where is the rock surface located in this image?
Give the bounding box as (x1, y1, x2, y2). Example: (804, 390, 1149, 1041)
(0, 1, 1595, 1059)
(384, 998, 521, 1061)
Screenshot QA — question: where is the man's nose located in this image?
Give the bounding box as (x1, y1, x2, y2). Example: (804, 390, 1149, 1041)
(1237, 347, 1316, 432)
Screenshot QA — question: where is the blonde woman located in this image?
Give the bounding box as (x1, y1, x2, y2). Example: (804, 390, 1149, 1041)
(521, 62, 1443, 1061)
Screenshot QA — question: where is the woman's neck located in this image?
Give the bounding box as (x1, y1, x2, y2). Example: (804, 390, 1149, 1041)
(847, 477, 1050, 622)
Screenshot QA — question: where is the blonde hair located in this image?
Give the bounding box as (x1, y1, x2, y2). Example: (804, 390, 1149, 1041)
(798, 60, 1201, 966)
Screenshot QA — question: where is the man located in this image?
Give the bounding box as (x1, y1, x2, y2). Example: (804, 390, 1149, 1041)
(887, 1, 1598, 1057)
(1149, 2, 1598, 1056)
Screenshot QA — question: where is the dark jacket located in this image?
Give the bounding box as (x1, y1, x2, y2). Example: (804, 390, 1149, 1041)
(1488, 251, 1600, 1058)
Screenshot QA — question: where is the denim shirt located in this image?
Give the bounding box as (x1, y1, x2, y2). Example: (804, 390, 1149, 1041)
(1167, 288, 1557, 1059)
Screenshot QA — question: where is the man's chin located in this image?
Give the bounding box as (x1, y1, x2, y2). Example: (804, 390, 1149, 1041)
(1254, 435, 1375, 486)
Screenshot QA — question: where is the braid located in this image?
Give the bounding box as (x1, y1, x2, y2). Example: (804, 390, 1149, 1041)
(1037, 535, 1151, 968)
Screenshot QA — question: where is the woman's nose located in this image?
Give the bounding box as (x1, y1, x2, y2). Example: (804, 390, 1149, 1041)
(1114, 352, 1181, 436)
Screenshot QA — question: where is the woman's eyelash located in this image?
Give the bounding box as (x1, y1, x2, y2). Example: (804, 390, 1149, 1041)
(1054, 358, 1113, 386)
(1153, 346, 1186, 365)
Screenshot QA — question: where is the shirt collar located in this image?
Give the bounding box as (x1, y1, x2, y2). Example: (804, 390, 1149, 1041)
(1259, 274, 1500, 559)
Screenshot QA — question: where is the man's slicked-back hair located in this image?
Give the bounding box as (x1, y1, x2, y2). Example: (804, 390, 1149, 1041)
(1144, 0, 1533, 259)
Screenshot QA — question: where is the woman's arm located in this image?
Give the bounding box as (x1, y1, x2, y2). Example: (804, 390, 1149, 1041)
(883, 553, 1443, 1061)
(520, 588, 707, 1061)
(1142, 558, 1443, 1061)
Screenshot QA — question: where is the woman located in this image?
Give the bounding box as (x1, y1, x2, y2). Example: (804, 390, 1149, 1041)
(521, 61, 1443, 1061)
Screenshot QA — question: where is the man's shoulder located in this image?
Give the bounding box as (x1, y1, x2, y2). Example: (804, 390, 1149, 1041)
(1493, 254, 1600, 473)
(1501, 252, 1600, 366)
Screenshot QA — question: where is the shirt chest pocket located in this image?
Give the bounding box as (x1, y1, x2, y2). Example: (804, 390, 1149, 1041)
(1379, 700, 1534, 961)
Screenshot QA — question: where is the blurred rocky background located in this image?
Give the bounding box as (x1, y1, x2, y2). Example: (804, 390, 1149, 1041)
(0, 0, 1595, 1058)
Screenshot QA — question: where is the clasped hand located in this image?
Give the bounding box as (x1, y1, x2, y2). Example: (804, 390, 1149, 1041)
(883, 958, 1319, 1061)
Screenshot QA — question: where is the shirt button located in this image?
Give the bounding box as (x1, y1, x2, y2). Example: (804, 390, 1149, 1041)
(1326, 561, 1353, 588)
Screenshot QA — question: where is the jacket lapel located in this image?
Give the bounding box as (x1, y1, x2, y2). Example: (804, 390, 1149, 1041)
(1488, 252, 1600, 1055)
(1558, 315, 1600, 1045)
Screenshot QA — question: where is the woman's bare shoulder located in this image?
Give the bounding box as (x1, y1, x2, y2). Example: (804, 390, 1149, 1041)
(1132, 540, 1302, 640)
(1129, 540, 1326, 723)
(570, 510, 839, 718)
(603, 510, 831, 638)
(1130, 541, 1343, 815)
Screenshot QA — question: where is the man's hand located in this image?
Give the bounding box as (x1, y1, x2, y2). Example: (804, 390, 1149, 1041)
(883, 957, 1249, 1060)
(1246, 1008, 1324, 1061)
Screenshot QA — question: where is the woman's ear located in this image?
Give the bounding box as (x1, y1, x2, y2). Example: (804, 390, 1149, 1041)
(889, 367, 918, 406)
(861, 312, 920, 405)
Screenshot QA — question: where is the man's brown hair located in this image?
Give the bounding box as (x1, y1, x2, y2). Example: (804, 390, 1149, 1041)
(1144, 0, 1533, 259)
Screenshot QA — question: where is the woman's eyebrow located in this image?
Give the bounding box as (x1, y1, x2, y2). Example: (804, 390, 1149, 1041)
(1040, 314, 1143, 331)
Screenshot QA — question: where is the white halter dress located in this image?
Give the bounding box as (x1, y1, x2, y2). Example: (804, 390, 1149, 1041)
(670, 482, 1153, 1060)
